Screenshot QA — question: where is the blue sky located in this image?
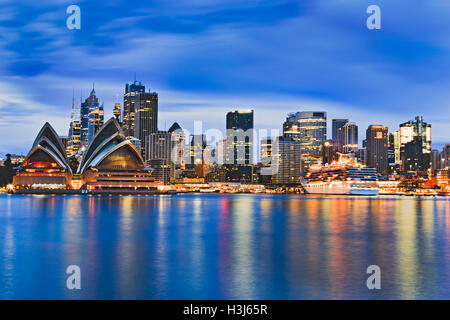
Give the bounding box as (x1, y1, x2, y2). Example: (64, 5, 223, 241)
(0, 0, 449, 156)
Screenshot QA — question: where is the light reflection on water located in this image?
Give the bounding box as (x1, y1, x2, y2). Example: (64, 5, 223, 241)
(0, 193, 449, 299)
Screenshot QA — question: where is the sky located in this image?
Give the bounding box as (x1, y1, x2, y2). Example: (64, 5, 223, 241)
(0, 0, 449, 156)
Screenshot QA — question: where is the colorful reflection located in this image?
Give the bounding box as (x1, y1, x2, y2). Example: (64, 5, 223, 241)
(0, 193, 449, 299)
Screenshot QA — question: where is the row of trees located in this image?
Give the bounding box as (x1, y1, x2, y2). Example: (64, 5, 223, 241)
(0, 154, 15, 187)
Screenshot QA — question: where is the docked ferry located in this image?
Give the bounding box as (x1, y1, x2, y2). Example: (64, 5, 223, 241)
(301, 154, 379, 195)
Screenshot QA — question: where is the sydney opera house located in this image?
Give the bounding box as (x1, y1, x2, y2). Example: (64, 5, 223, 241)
(11, 118, 159, 194)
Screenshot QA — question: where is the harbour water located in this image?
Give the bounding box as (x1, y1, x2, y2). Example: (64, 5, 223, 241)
(0, 193, 449, 299)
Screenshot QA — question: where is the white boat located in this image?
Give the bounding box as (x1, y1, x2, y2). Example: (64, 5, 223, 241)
(301, 154, 380, 196)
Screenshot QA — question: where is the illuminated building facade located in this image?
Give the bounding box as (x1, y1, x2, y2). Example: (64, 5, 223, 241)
(436, 169, 450, 186)
(332, 119, 348, 151)
(188, 134, 207, 168)
(260, 137, 276, 184)
(147, 131, 172, 184)
(283, 111, 327, 172)
(113, 103, 121, 123)
(123, 80, 145, 137)
(401, 136, 430, 172)
(272, 137, 302, 185)
(168, 122, 185, 171)
(342, 122, 358, 153)
(67, 94, 81, 156)
(440, 144, 450, 169)
(12, 123, 72, 191)
(225, 110, 254, 183)
(80, 87, 99, 148)
(322, 139, 339, 165)
(134, 91, 158, 160)
(399, 116, 431, 171)
(366, 125, 388, 175)
(87, 104, 104, 144)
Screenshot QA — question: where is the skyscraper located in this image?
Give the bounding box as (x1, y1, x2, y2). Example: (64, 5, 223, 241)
(401, 136, 430, 172)
(87, 104, 104, 144)
(225, 109, 254, 183)
(399, 116, 431, 171)
(366, 125, 388, 175)
(283, 111, 327, 171)
(342, 122, 358, 153)
(80, 86, 99, 148)
(332, 119, 348, 151)
(113, 103, 121, 123)
(134, 91, 158, 160)
(147, 131, 172, 184)
(168, 122, 185, 171)
(272, 137, 302, 185)
(189, 134, 207, 168)
(123, 80, 145, 137)
(67, 92, 81, 156)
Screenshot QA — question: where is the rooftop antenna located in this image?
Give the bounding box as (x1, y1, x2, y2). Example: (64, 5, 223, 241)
(134, 72, 137, 82)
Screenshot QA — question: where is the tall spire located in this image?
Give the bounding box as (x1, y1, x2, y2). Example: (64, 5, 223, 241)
(91, 82, 96, 96)
(70, 88, 80, 121)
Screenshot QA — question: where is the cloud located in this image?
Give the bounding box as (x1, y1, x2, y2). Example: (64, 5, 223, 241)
(0, 0, 448, 155)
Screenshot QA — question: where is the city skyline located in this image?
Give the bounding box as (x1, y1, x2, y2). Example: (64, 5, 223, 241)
(0, 1, 449, 156)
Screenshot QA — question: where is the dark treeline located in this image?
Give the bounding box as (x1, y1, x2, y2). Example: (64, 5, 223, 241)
(0, 154, 14, 187)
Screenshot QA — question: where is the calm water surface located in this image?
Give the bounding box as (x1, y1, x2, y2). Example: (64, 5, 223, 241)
(0, 193, 449, 299)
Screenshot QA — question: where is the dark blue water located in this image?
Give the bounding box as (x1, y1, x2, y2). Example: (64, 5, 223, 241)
(0, 193, 449, 299)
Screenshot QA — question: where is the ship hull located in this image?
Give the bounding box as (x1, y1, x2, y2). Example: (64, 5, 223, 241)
(302, 182, 379, 196)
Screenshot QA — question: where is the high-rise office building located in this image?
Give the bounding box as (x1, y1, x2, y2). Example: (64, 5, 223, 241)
(260, 137, 278, 184)
(401, 136, 430, 172)
(87, 104, 104, 144)
(188, 134, 207, 168)
(283, 111, 327, 171)
(440, 144, 450, 169)
(225, 110, 254, 183)
(332, 119, 348, 151)
(67, 94, 81, 156)
(113, 103, 121, 123)
(134, 91, 158, 160)
(399, 116, 431, 171)
(342, 122, 358, 153)
(272, 137, 302, 185)
(431, 150, 440, 173)
(322, 140, 339, 165)
(80, 87, 99, 148)
(168, 122, 185, 171)
(366, 125, 388, 175)
(123, 80, 145, 137)
(147, 131, 172, 184)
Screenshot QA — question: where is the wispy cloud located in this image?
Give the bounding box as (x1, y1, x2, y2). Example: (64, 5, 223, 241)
(0, 0, 449, 155)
